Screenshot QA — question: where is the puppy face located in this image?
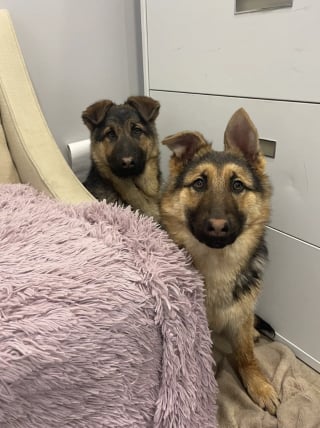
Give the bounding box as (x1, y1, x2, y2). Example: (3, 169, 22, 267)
(82, 96, 160, 178)
(172, 153, 268, 248)
(161, 109, 272, 249)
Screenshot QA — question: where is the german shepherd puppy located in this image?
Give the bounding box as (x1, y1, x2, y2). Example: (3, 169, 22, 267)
(160, 108, 280, 414)
(82, 96, 161, 221)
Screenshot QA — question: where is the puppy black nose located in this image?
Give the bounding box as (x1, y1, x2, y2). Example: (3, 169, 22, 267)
(206, 218, 229, 237)
(121, 157, 135, 168)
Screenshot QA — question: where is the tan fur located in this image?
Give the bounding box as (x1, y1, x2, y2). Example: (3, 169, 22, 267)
(160, 109, 280, 414)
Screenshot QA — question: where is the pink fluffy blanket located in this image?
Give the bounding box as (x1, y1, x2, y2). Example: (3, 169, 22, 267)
(0, 184, 217, 428)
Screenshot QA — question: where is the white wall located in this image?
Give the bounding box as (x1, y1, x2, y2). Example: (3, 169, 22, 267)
(0, 0, 143, 156)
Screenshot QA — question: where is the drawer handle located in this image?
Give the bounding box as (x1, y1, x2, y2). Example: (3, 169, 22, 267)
(235, 0, 293, 14)
(259, 138, 276, 158)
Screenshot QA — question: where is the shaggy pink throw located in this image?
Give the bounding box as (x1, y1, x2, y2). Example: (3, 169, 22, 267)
(0, 184, 217, 428)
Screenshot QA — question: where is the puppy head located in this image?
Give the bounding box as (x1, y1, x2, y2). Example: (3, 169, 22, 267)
(161, 109, 271, 249)
(81, 97, 160, 178)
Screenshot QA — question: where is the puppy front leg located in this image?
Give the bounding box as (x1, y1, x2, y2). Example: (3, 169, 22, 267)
(111, 176, 160, 221)
(133, 157, 160, 198)
(227, 313, 280, 415)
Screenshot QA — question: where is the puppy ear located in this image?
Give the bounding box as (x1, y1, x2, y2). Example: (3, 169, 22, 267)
(82, 100, 114, 131)
(162, 131, 209, 163)
(125, 96, 160, 122)
(224, 108, 260, 163)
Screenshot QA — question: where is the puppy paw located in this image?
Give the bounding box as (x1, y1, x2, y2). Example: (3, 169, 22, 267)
(247, 377, 280, 415)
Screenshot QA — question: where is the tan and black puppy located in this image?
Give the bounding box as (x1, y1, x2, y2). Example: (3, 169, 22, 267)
(160, 109, 280, 414)
(82, 96, 161, 220)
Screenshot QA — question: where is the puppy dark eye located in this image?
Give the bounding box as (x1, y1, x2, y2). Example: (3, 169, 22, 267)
(106, 130, 116, 140)
(132, 126, 143, 137)
(192, 177, 206, 191)
(232, 179, 245, 193)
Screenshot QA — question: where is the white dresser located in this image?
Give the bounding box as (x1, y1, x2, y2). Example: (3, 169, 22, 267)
(141, 0, 320, 371)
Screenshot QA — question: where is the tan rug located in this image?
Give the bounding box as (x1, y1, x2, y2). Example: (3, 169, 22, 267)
(214, 336, 320, 428)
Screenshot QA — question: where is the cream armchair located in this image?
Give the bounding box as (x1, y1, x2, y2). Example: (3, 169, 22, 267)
(0, 9, 93, 204)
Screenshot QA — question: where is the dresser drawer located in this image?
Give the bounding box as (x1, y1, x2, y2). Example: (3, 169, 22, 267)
(258, 227, 320, 372)
(146, 0, 320, 102)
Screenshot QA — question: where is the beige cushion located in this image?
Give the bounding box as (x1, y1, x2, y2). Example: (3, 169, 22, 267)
(0, 9, 94, 204)
(0, 118, 20, 183)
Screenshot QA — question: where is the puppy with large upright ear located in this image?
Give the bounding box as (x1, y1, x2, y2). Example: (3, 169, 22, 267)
(160, 109, 279, 415)
(81, 96, 161, 221)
